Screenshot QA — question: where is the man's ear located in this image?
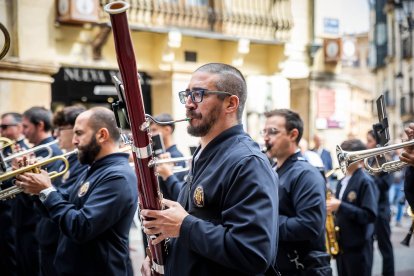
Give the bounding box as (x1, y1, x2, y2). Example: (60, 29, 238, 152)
(289, 128, 299, 143)
(163, 125, 173, 135)
(96, 128, 110, 143)
(37, 121, 45, 132)
(224, 95, 239, 114)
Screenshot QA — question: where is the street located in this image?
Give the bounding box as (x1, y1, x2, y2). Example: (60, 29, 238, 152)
(130, 215, 414, 275)
(372, 215, 414, 276)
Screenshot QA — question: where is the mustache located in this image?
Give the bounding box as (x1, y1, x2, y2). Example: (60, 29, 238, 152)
(186, 110, 202, 119)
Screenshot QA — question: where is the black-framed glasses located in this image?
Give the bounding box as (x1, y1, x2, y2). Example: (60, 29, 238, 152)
(178, 89, 233, 104)
(260, 128, 281, 137)
(0, 124, 18, 130)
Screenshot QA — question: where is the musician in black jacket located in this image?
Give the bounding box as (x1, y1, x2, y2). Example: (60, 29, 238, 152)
(150, 113, 187, 200)
(263, 108, 329, 275)
(400, 122, 414, 210)
(141, 63, 279, 276)
(327, 139, 378, 276)
(367, 130, 395, 276)
(0, 112, 27, 276)
(21, 106, 63, 276)
(52, 105, 88, 193)
(16, 107, 138, 275)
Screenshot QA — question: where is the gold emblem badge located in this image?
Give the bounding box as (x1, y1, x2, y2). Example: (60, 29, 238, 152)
(62, 171, 70, 183)
(78, 182, 90, 197)
(193, 185, 204, 207)
(347, 191, 357, 202)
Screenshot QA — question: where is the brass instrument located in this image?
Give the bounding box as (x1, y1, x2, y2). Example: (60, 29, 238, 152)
(2, 140, 58, 167)
(401, 206, 414, 247)
(325, 189, 340, 256)
(0, 22, 10, 60)
(336, 139, 414, 175)
(0, 137, 14, 150)
(0, 150, 75, 201)
(149, 156, 192, 173)
(325, 167, 341, 179)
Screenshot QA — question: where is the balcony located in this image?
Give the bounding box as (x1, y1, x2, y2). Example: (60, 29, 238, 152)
(98, 0, 293, 43)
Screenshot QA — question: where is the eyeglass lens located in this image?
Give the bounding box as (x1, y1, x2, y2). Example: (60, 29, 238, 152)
(261, 128, 279, 136)
(179, 90, 204, 104)
(0, 124, 17, 130)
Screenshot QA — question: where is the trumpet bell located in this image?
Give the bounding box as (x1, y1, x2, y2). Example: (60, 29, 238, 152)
(0, 137, 14, 150)
(336, 139, 414, 175)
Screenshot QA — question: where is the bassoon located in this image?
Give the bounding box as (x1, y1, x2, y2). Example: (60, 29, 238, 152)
(104, 2, 166, 275)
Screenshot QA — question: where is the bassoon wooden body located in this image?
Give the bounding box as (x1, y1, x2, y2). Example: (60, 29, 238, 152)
(104, 2, 166, 275)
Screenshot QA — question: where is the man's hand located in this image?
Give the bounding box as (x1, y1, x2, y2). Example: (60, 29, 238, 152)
(401, 123, 414, 166)
(156, 152, 174, 181)
(15, 170, 52, 195)
(141, 198, 189, 245)
(326, 196, 341, 213)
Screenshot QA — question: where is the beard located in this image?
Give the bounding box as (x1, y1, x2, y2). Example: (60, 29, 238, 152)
(77, 135, 101, 165)
(186, 105, 221, 137)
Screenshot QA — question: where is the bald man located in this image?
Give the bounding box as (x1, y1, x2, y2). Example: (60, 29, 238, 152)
(17, 107, 138, 275)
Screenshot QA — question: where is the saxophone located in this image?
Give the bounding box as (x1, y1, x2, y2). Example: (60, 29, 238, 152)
(325, 189, 340, 256)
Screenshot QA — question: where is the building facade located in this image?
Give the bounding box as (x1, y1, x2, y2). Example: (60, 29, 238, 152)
(1, 0, 307, 154)
(369, 0, 414, 142)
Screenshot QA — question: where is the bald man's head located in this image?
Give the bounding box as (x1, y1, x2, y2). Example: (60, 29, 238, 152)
(80, 107, 120, 143)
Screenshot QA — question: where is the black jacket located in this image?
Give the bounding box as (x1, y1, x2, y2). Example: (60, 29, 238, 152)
(404, 166, 414, 210)
(43, 153, 138, 275)
(335, 168, 378, 250)
(165, 125, 279, 276)
(275, 152, 327, 271)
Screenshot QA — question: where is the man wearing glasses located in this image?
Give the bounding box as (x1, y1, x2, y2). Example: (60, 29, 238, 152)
(1, 112, 29, 154)
(262, 109, 330, 275)
(52, 105, 88, 193)
(0, 112, 28, 276)
(141, 63, 279, 276)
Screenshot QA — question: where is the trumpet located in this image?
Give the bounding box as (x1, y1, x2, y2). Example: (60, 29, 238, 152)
(1, 140, 58, 171)
(0, 137, 14, 150)
(0, 150, 75, 201)
(336, 139, 414, 175)
(146, 156, 192, 173)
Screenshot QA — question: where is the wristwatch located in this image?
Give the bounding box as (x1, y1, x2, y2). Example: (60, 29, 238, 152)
(39, 186, 57, 202)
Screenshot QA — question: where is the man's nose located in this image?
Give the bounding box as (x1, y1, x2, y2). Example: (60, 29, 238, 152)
(184, 95, 197, 109)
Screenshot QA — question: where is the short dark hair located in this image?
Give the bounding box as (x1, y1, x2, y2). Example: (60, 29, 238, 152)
(340, 139, 367, 151)
(88, 107, 120, 142)
(264, 109, 303, 144)
(53, 105, 86, 127)
(367, 129, 379, 144)
(1, 112, 22, 124)
(153, 113, 175, 132)
(23, 107, 53, 132)
(195, 63, 247, 122)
